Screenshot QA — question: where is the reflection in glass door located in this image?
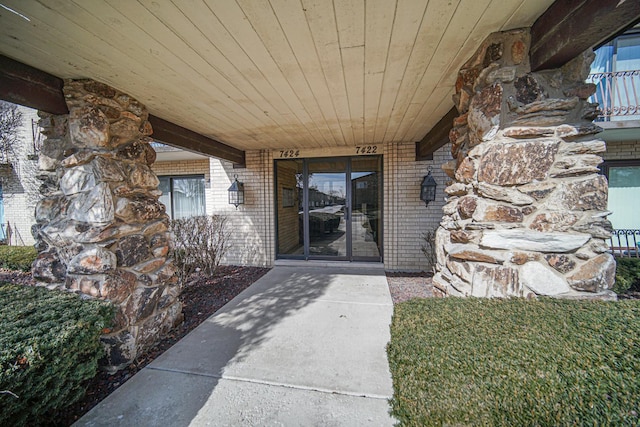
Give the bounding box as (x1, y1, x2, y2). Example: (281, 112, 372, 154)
(308, 159, 347, 258)
(275, 156, 382, 262)
(351, 157, 382, 260)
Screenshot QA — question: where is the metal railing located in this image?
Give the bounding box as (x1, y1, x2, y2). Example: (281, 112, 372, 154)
(587, 70, 640, 120)
(609, 229, 640, 258)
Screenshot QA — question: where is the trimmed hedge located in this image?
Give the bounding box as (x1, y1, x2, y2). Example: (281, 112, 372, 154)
(0, 283, 114, 426)
(388, 298, 640, 426)
(615, 257, 640, 294)
(0, 246, 37, 272)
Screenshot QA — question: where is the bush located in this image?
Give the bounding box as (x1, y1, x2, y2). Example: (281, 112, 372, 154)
(171, 215, 230, 283)
(0, 246, 37, 272)
(614, 257, 640, 294)
(388, 298, 640, 426)
(0, 283, 114, 426)
(420, 230, 437, 274)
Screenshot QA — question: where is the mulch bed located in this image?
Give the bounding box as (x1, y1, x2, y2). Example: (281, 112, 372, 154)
(386, 271, 435, 304)
(1, 266, 271, 426)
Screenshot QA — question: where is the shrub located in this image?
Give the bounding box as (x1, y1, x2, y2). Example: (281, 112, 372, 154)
(388, 298, 640, 426)
(420, 230, 437, 274)
(614, 257, 640, 294)
(171, 215, 230, 283)
(0, 283, 114, 426)
(0, 246, 37, 272)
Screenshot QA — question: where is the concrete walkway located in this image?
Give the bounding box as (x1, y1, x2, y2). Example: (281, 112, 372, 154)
(77, 266, 396, 426)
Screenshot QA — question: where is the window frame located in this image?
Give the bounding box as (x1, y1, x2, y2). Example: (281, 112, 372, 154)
(601, 159, 640, 231)
(158, 174, 206, 220)
(600, 159, 640, 179)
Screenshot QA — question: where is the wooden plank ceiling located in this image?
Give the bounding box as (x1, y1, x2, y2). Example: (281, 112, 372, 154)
(0, 0, 554, 152)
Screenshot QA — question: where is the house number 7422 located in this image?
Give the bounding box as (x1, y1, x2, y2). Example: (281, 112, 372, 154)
(355, 145, 378, 154)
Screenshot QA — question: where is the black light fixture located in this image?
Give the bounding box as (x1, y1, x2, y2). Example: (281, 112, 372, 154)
(228, 174, 244, 209)
(420, 169, 437, 207)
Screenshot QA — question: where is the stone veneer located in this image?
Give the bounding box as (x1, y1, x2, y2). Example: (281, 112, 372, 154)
(433, 29, 616, 299)
(32, 80, 183, 371)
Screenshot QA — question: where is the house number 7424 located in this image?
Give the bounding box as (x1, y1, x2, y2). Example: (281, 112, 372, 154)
(279, 149, 300, 158)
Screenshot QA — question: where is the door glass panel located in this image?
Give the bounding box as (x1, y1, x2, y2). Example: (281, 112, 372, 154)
(608, 165, 640, 229)
(308, 160, 347, 257)
(276, 160, 304, 255)
(351, 157, 382, 259)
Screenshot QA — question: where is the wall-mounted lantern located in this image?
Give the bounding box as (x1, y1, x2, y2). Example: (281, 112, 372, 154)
(420, 170, 437, 207)
(228, 174, 244, 209)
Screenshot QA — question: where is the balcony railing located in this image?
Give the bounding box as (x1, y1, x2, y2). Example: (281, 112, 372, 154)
(609, 229, 640, 258)
(587, 70, 640, 120)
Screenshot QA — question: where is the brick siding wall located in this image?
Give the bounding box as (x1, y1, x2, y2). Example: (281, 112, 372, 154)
(207, 151, 275, 267)
(2, 106, 41, 246)
(157, 144, 454, 271)
(153, 155, 275, 267)
(603, 138, 640, 161)
(383, 142, 450, 271)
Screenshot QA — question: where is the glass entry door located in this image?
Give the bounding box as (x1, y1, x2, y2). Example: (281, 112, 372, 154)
(308, 159, 348, 258)
(275, 156, 382, 262)
(350, 157, 382, 259)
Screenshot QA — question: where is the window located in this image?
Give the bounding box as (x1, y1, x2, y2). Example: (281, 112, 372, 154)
(602, 160, 640, 230)
(590, 31, 640, 121)
(158, 175, 206, 220)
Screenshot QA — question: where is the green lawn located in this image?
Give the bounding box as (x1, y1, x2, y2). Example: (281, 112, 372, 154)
(387, 298, 640, 426)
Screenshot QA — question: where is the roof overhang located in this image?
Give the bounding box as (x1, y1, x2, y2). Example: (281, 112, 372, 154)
(0, 0, 559, 157)
(3, 1, 638, 162)
(0, 53, 245, 164)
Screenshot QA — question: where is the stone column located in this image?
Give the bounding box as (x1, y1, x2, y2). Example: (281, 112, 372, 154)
(32, 80, 182, 371)
(433, 29, 616, 300)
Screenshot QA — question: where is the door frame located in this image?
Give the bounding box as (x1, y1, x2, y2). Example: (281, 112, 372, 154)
(274, 155, 383, 262)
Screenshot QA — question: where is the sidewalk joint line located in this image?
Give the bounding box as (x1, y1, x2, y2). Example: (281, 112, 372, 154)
(220, 374, 392, 400)
(147, 366, 391, 400)
(314, 299, 393, 306)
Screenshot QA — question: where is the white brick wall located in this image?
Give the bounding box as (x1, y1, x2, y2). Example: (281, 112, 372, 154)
(2, 106, 40, 246)
(149, 154, 276, 267)
(207, 151, 274, 267)
(383, 142, 450, 271)
(604, 138, 640, 161)
(190, 142, 452, 271)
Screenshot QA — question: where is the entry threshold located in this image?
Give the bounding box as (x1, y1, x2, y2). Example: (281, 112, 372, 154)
(274, 259, 385, 270)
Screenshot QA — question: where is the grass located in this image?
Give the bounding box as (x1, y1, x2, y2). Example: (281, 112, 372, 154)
(387, 298, 640, 426)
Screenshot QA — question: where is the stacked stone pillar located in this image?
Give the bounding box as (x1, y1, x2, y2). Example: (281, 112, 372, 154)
(433, 29, 616, 299)
(32, 80, 182, 370)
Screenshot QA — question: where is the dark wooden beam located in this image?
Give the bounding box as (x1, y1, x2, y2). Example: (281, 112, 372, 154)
(415, 106, 458, 161)
(148, 115, 245, 165)
(0, 54, 245, 164)
(417, 0, 640, 158)
(531, 0, 640, 72)
(0, 54, 68, 114)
